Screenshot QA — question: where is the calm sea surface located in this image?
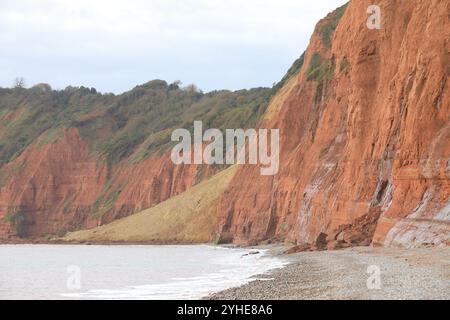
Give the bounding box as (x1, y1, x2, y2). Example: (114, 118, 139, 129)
(0, 244, 285, 299)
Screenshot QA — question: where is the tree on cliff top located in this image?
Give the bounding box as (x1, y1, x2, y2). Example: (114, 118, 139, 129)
(13, 77, 26, 89)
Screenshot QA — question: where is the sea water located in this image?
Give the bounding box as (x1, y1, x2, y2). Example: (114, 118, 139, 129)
(0, 244, 285, 299)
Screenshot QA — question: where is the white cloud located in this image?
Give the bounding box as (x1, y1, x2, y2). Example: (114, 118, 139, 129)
(0, 0, 347, 93)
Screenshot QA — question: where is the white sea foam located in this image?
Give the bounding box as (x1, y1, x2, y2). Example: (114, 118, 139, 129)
(61, 247, 287, 299)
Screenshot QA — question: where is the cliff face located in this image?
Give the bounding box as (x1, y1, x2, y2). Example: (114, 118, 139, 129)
(0, 128, 204, 237)
(1, 0, 448, 248)
(217, 0, 449, 248)
(0, 83, 270, 238)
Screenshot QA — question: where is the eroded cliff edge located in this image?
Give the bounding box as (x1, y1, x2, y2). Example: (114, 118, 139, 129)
(217, 0, 450, 248)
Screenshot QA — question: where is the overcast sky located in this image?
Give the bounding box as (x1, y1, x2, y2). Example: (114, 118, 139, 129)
(0, 0, 347, 93)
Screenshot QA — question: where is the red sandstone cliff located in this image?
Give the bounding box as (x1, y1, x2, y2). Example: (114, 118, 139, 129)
(0, 81, 257, 239)
(0, 128, 211, 237)
(217, 0, 449, 248)
(0, 0, 448, 249)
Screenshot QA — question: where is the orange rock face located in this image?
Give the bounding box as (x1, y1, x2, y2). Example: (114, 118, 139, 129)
(0, 128, 212, 238)
(0, 0, 448, 249)
(217, 0, 449, 248)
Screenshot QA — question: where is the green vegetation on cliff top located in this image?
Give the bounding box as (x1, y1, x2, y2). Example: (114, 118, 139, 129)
(0, 82, 272, 167)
